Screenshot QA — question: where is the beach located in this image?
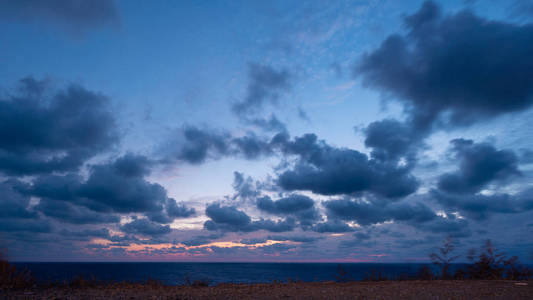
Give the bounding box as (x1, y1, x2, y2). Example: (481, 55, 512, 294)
(2, 280, 532, 300)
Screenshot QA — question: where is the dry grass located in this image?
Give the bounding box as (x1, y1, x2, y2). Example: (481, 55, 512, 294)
(0, 253, 34, 290)
(1, 280, 532, 299)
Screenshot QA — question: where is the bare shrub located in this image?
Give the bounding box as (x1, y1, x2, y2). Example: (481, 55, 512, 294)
(0, 250, 34, 289)
(429, 236, 459, 279)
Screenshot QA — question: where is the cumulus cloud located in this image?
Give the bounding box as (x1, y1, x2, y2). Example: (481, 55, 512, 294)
(25, 154, 195, 225)
(0, 77, 118, 175)
(324, 197, 436, 226)
(256, 194, 320, 227)
(437, 139, 521, 194)
(355, 1, 533, 131)
(162, 126, 274, 165)
(35, 198, 119, 224)
(120, 218, 171, 236)
(274, 133, 419, 198)
(0, 180, 51, 234)
(364, 119, 422, 164)
(203, 203, 295, 232)
(311, 220, 354, 233)
(0, 0, 119, 35)
(433, 188, 533, 220)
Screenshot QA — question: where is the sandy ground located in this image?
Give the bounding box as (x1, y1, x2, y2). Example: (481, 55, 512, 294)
(1, 280, 532, 300)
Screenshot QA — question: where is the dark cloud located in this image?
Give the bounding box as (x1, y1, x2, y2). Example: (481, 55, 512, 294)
(239, 238, 268, 245)
(253, 218, 296, 232)
(0, 0, 119, 34)
(267, 235, 321, 243)
(203, 203, 295, 232)
(163, 126, 274, 165)
(257, 194, 314, 214)
(173, 126, 231, 164)
(324, 197, 436, 226)
(60, 228, 111, 240)
(364, 119, 421, 164)
(166, 199, 196, 218)
(0, 77, 118, 175)
(0, 180, 51, 234)
(182, 233, 224, 246)
(232, 172, 261, 201)
(355, 1, 533, 131)
(25, 154, 194, 224)
(274, 133, 419, 198)
(232, 63, 291, 116)
(0, 218, 52, 233)
(433, 188, 533, 220)
(78, 161, 168, 214)
(0, 180, 37, 219)
(112, 153, 153, 177)
(418, 215, 472, 238)
(311, 220, 354, 233)
(256, 194, 320, 227)
(35, 198, 119, 224)
(437, 139, 521, 194)
(120, 218, 171, 236)
(204, 203, 251, 230)
(232, 133, 274, 160)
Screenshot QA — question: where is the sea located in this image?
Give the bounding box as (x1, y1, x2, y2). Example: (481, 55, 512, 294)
(12, 262, 468, 285)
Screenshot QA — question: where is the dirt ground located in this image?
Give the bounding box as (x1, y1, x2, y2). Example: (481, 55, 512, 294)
(2, 280, 532, 300)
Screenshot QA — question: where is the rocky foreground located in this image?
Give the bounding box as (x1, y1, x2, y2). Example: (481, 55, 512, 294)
(1, 280, 532, 300)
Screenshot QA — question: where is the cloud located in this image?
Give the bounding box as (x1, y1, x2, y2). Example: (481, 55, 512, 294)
(0, 218, 52, 233)
(35, 198, 119, 224)
(232, 172, 261, 201)
(0, 0, 119, 35)
(204, 203, 251, 229)
(232, 63, 291, 116)
(0, 180, 37, 219)
(120, 218, 172, 236)
(311, 220, 354, 233)
(0, 180, 52, 234)
(166, 199, 196, 218)
(162, 126, 274, 165)
(25, 154, 195, 224)
(364, 119, 422, 164)
(433, 188, 533, 220)
(60, 228, 111, 240)
(437, 139, 521, 194)
(324, 197, 436, 226)
(182, 233, 224, 246)
(247, 114, 287, 133)
(267, 235, 321, 243)
(274, 133, 419, 198)
(256, 194, 320, 227)
(355, 1, 533, 131)
(203, 203, 295, 232)
(0, 77, 118, 175)
(257, 194, 314, 214)
(239, 238, 267, 245)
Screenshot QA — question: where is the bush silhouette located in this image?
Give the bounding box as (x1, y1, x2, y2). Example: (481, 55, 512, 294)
(429, 236, 459, 279)
(0, 250, 34, 289)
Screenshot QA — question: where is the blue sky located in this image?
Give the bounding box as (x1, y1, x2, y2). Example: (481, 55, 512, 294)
(0, 0, 532, 262)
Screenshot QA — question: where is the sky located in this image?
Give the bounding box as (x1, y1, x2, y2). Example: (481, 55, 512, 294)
(1, 0, 533, 262)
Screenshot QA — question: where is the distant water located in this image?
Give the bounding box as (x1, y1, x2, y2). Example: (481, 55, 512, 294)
(13, 262, 469, 285)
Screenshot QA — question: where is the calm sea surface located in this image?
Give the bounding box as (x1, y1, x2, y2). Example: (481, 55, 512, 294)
(13, 262, 468, 285)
